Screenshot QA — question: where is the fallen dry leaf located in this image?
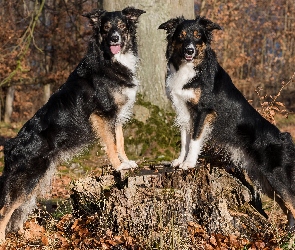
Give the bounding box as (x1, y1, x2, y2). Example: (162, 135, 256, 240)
(23, 220, 46, 242)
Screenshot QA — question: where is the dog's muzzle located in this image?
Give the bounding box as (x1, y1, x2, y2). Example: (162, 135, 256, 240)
(109, 31, 122, 54)
(184, 44, 195, 61)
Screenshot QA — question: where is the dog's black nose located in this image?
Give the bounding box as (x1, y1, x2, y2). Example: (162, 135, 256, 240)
(184, 47, 195, 55)
(111, 35, 119, 43)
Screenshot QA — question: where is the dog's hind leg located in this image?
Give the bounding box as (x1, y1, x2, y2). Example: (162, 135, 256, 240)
(7, 195, 37, 233)
(0, 199, 24, 243)
(287, 212, 295, 230)
(248, 166, 295, 230)
(274, 195, 295, 231)
(280, 197, 295, 231)
(115, 124, 137, 168)
(0, 157, 55, 242)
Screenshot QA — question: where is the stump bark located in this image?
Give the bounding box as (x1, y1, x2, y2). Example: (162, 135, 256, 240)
(70, 163, 269, 247)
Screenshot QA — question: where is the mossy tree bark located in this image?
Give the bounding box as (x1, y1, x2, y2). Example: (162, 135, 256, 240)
(103, 0, 195, 110)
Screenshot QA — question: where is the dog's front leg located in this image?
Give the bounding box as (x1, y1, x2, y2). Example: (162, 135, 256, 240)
(172, 128, 190, 167)
(90, 114, 128, 171)
(115, 124, 137, 169)
(179, 111, 214, 170)
(170, 89, 195, 167)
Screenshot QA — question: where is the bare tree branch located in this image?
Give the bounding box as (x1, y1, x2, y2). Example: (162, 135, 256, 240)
(0, 0, 45, 88)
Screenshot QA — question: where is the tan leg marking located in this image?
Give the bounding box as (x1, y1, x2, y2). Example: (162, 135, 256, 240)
(115, 124, 128, 162)
(0, 201, 23, 243)
(113, 91, 127, 106)
(90, 113, 121, 170)
(189, 88, 201, 105)
(206, 111, 217, 125)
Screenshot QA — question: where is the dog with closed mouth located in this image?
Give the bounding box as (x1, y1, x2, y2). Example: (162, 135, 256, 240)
(0, 7, 145, 242)
(159, 16, 295, 228)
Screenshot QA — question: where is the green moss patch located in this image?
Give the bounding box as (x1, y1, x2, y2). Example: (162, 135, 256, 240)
(124, 96, 180, 163)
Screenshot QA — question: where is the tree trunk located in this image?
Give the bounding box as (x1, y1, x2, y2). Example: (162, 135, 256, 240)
(71, 163, 269, 248)
(4, 85, 15, 123)
(103, 0, 195, 110)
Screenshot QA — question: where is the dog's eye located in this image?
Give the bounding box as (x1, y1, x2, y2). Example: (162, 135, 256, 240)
(119, 23, 126, 29)
(194, 31, 201, 39)
(179, 30, 187, 40)
(104, 24, 111, 31)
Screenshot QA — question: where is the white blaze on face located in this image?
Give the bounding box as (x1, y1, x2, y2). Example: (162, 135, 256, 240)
(184, 43, 196, 61)
(110, 31, 122, 54)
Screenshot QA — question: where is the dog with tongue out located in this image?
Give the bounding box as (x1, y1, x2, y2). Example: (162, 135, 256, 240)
(83, 6, 146, 64)
(109, 30, 122, 55)
(0, 6, 145, 243)
(110, 43, 121, 54)
(76, 6, 145, 169)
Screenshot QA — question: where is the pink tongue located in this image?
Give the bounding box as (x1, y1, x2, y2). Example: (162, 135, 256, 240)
(110, 45, 121, 54)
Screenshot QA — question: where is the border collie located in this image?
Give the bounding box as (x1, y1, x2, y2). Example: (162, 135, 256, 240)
(159, 16, 295, 228)
(0, 7, 145, 242)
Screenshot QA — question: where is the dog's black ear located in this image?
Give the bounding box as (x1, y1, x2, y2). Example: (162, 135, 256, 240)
(122, 6, 146, 22)
(196, 16, 222, 31)
(82, 9, 106, 26)
(158, 17, 184, 34)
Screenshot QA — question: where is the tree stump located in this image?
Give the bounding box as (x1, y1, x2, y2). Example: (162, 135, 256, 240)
(70, 163, 269, 247)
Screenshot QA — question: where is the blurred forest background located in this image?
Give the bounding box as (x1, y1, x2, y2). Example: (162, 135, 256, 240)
(0, 0, 294, 123)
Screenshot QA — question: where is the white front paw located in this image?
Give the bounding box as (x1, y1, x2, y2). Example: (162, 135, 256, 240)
(116, 160, 138, 171)
(179, 161, 196, 170)
(125, 160, 138, 169)
(171, 158, 184, 167)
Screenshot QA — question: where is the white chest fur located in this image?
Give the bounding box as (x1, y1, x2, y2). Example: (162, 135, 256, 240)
(113, 51, 139, 125)
(116, 86, 138, 125)
(114, 51, 138, 74)
(166, 62, 197, 129)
